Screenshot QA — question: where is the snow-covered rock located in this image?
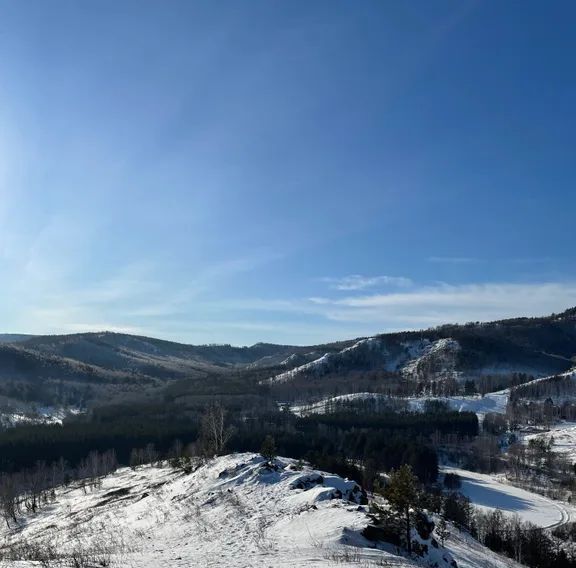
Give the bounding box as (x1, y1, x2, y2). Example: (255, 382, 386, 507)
(401, 339, 461, 382)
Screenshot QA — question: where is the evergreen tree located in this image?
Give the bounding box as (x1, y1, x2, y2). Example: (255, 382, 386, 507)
(260, 435, 277, 463)
(436, 515, 450, 546)
(384, 464, 420, 554)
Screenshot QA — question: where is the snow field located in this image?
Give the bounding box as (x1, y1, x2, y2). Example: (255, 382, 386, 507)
(441, 466, 576, 529)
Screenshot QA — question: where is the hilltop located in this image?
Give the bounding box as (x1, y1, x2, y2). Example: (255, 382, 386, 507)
(0, 453, 520, 568)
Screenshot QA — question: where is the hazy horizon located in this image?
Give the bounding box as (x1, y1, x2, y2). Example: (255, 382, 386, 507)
(2, 303, 575, 348)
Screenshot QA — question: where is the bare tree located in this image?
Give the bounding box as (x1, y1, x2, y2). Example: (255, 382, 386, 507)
(101, 449, 118, 476)
(200, 404, 232, 458)
(144, 443, 158, 466)
(0, 473, 19, 528)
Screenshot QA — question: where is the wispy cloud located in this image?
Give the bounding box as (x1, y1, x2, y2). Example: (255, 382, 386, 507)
(321, 274, 413, 291)
(2, 211, 575, 345)
(225, 281, 576, 339)
(307, 282, 576, 327)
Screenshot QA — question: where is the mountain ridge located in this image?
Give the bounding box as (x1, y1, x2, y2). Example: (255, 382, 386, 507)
(0, 306, 574, 408)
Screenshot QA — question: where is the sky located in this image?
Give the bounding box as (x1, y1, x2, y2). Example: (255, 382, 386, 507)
(0, 0, 575, 345)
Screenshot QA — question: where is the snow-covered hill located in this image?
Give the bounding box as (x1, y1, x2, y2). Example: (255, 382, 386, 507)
(0, 453, 520, 568)
(510, 369, 576, 402)
(290, 391, 509, 421)
(267, 337, 386, 384)
(401, 338, 461, 381)
(268, 337, 463, 385)
(2, 307, 575, 411)
(265, 307, 576, 388)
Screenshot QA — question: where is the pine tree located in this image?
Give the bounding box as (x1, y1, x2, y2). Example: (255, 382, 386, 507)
(384, 464, 420, 555)
(260, 435, 277, 463)
(436, 515, 450, 546)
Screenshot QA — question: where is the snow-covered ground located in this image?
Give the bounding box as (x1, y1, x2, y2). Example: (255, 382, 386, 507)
(290, 391, 509, 421)
(441, 466, 576, 529)
(408, 391, 509, 419)
(291, 392, 393, 416)
(0, 454, 408, 567)
(0, 405, 82, 428)
(290, 369, 576, 423)
(0, 453, 520, 568)
(521, 421, 576, 463)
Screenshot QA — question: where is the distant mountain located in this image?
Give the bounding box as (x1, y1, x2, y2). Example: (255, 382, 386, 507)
(14, 332, 348, 377)
(267, 308, 576, 387)
(0, 332, 350, 407)
(0, 307, 574, 408)
(0, 334, 35, 344)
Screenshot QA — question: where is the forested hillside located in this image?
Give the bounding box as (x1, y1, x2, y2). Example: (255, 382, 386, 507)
(0, 307, 574, 409)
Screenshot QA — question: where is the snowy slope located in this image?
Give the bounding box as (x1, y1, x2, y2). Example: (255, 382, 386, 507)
(290, 391, 509, 420)
(511, 369, 576, 402)
(415, 368, 576, 420)
(291, 392, 393, 416)
(0, 454, 409, 567)
(447, 527, 522, 568)
(408, 391, 510, 419)
(0, 453, 520, 568)
(401, 338, 461, 381)
(267, 337, 463, 385)
(267, 338, 387, 384)
(441, 466, 576, 529)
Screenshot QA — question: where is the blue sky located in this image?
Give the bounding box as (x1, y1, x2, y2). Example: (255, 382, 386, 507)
(0, 0, 575, 345)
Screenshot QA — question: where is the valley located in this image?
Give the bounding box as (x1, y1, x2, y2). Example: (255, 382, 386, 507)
(3, 0, 573, 563)
(0, 308, 576, 567)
